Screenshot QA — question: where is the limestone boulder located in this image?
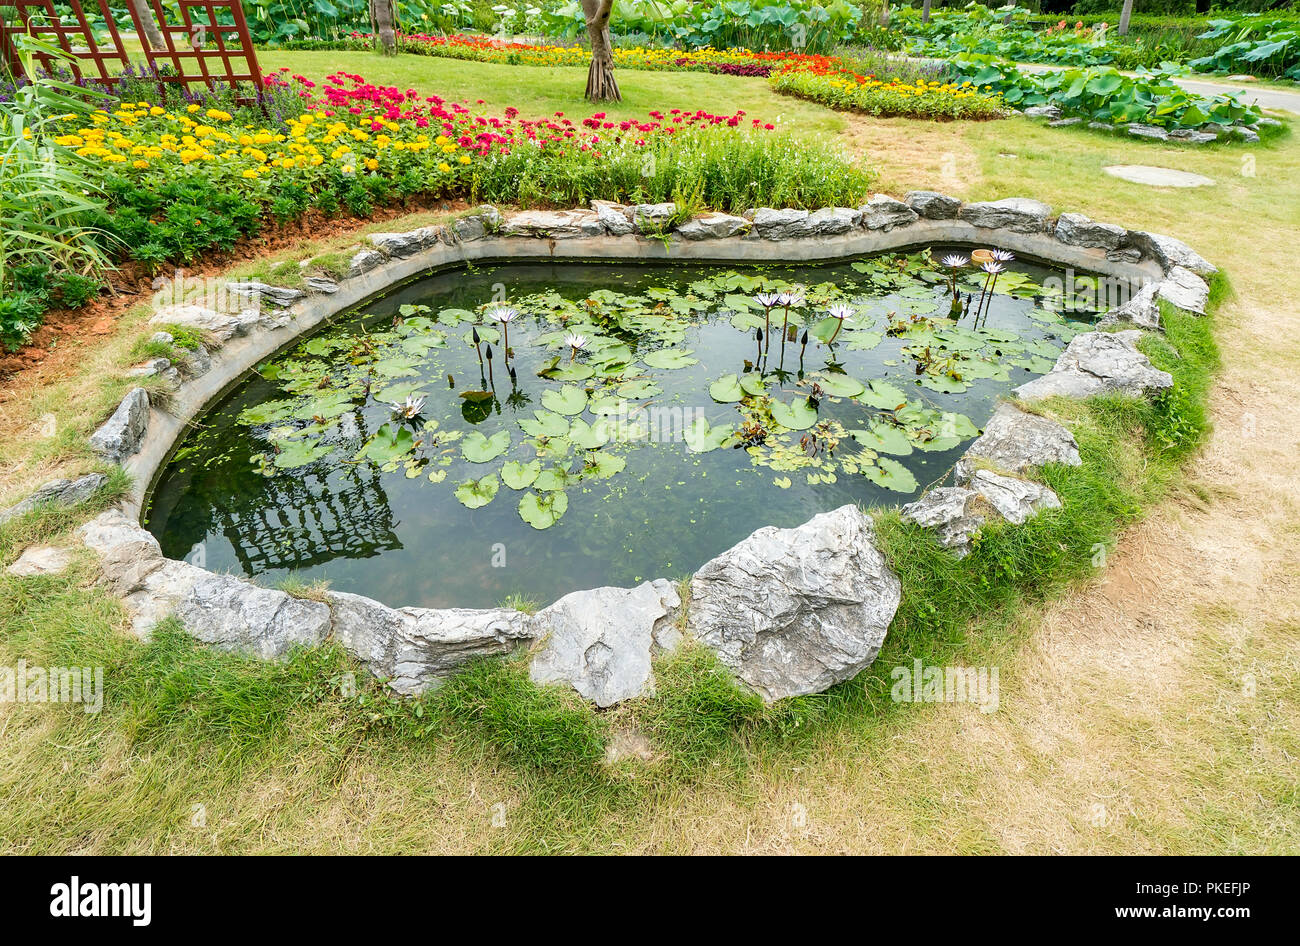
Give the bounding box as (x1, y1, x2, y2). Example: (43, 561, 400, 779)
(528, 579, 682, 707)
(1014, 330, 1173, 401)
(688, 505, 899, 702)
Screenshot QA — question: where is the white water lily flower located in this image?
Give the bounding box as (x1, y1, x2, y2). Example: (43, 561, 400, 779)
(989, 249, 1016, 263)
(754, 292, 782, 308)
(941, 254, 970, 268)
(981, 261, 1006, 275)
(564, 333, 588, 352)
(393, 394, 426, 419)
(827, 303, 855, 322)
(489, 306, 518, 323)
(777, 289, 805, 307)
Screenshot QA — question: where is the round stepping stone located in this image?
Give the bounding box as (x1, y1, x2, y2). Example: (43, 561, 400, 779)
(1102, 165, 1216, 188)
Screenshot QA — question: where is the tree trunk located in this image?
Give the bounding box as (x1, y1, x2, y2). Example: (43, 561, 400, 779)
(131, 0, 166, 52)
(921, 0, 931, 25)
(1118, 0, 1134, 37)
(582, 0, 620, 103)
(371, 0, 397, 56)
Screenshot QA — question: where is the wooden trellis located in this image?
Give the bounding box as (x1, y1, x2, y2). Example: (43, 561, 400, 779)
(0, 0, 263, 100)
(0, 0, 131, 84)
(125, 0, 264, 99)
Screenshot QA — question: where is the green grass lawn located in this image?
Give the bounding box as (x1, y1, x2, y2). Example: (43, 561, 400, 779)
(2, 51, 1298, 854)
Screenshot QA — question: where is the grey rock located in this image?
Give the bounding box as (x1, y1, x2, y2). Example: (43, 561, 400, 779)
(904, 190, 961, 219)
(901, 486, 985, 553)
(967, 468, 1061, 524)
(0, 473, 107, 524)
(452, 205, 503, 242)
(1024, 104, 1063, 119)
(346, 248, 386, 278)
(1047, 117, 1083, 127)
(1126, 230, 1217, 277)
(1169, 128, 1218, 144)
(1088, 121, 1118, 132)
(1127, 123, 1170, 141)
(631, 202, 677, 233)
(529, 579, 682, 707)
(688, 505, 900, 702)
(1014, 330, 1173, 401)
(1228, 125, 1260, 142)
(1157, 266, 1209, 315)
(860, 194, 918, 231)
(367, 228, 438, 258)
(89, 388, 150, 464)
(502, 209, 605, 239)
(6, 545, 74, 577)
(1255, 117, 1282, 128)
(592, 200, 634, 236)
(181, 344, 213, 378)
(807, 206, 862, 234)
(225, 281, 306, 307)
(304, 276, 339, 294)
(175, 573, 331, 659)
(328, 591, 536, 695)
(955, 402, 1081, 481)
(1100, 281, 1162, 330)
(1106, 247, 1143, 264)
(149, 331, 174, 346)
(753, 207, 813, 240)
(148, 304, 259, 343)
(1054, 212, 1126, 251)
(857, 194, 920, 231)
(80, 510, 198, 637)
(126, 357, 171, 379)
(676, 212, 751, 240)
(903, 471, 1061, 555)
(958, 197, 1052, 233)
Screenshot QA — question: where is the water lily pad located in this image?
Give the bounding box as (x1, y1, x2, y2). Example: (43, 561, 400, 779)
(856, 379, 909, 410)
(455, 473, 499, 509)
(461, 429, 510, 463)
(850, 423, 913, 456)
(709, 373, 744, 403)
(585, 452, 626, 478)
(683, 416, 735, 453)
(814, 373, 866, 398)
(642, 348, 698, 370)
(518, 410, 570, 439)
(541, 385, 589, 416)
(519, 490, 568, 529)
(501, 459, 541, 490)
(273, 439, 332, 469)
(863, 457, 918, 493)
(770, 397, 818, 431)
(569, 417, 611, 450)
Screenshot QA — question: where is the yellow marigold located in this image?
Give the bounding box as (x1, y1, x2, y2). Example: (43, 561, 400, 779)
(438, 162, 451, 173)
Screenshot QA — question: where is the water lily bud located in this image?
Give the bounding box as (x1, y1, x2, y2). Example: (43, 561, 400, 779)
(485, 343, 493, 360)
(472, 328, 481, 344)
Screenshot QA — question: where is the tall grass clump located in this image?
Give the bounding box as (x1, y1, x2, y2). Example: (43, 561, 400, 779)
(475, 124, 875, 212)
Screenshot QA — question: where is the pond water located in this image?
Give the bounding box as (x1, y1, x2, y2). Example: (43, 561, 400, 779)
(146, 248, 1101, 609)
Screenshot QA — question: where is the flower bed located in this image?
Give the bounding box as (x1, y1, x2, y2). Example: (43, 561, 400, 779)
(41, 70, 871, 278)
(770, 69, 1006, 122)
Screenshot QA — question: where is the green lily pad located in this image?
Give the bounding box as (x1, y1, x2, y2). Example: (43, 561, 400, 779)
(850, 422, 913, 456)
(709, 373, 744, 403)
(642, 348, 698, 370)
(519, 490, 569, 530)
(461, 429, 511, 463)
(863, 457, 918, 493)
(683, 416, 735, 453)
(501, 459, 542, 490)
(569, 417, 611, 450)
(770, 397, 818, 431)
(273, 439, 332, 469)
(815, 373, 866, 398)
(518, 410, 570, 439)
(542, 385, 589, 416)
(455, 473, 499, 509)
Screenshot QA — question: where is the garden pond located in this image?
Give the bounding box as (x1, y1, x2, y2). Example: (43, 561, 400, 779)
(146, 249, 1106, 608)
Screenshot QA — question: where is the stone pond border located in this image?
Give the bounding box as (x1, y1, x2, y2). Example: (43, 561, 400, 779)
(5, 193, 1216, 706)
